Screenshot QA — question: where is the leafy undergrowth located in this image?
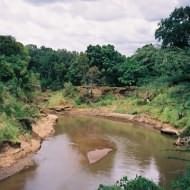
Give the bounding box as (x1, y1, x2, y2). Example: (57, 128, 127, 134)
(64, 83, 190, 130)
(0, 114, 19, 143)
(46, 82, 190, 131)
(0, 88, 39, 145)
(47, 91, 67, 108)
(98, 168, 190, 190)
(90, 83, 190, 130)
(47, 82, 79, 108)
(98, 176, 163, 190)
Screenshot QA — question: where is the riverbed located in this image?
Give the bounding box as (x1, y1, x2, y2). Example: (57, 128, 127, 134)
(0, 115, 188, 190)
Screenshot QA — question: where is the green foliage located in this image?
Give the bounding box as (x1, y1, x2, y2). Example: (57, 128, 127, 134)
(47, 91, 66, 108)
(27, 45, 78, 90)
(27, 44, 126, 90)
(86, 66, 101, 85)
(0, 36, 39, 143)
(98, 168, 190, 190)
(119, 44, 190, 86)
(172, 169, 190, 190)
(155, 6, 190, 48)
(0, 36, 38, 99)
(180, 127, 190, 138)
(95, 94, 117, 106)
(0, 114, 19, 143)
(66, 53, 89, 85)
(98, 176, 163, 190)
(63, 82, 78, 98)
(86, 44, 126, 86)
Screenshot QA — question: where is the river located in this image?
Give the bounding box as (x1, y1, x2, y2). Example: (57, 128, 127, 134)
(0, 115, 188, 190)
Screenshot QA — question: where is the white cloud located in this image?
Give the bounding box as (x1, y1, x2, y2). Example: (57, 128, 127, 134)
(0, 0, 188, 55)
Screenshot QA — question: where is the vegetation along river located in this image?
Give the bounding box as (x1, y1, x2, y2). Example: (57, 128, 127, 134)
(0, 115, 188, 190)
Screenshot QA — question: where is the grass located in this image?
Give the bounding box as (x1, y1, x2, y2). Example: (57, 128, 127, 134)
(0, 114, 20, 143)
(46, 82, 190, 132)
(47, 91, 67, 108)
(0, 89, 39, 144)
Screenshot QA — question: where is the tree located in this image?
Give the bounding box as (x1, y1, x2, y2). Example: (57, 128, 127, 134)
(155, 6, 190, 48)
(86, 66, 101, 86)
(66, 52, 89, 85)
(86, 44, 126, 86)
(27, 45, 79, 90)
(0, 36, 36, 98)
(119, 44, 160, 86)
(0, 35, 26, 56)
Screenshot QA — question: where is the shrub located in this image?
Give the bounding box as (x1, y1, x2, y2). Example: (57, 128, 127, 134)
(95, 94, 116, 106)
(98, 176, 163, 190)
(63, 82, 78, 98)
(48, 91, 66, 107)
(172, 168, 190, 190)
(180, 127, 190, 138)
(0, 114, 19, 143)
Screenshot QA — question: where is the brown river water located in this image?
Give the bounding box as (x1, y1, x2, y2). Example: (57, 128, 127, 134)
(0, 115, 189, 190)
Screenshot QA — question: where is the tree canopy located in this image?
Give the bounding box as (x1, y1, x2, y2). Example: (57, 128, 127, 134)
(155, 6, 190, 48)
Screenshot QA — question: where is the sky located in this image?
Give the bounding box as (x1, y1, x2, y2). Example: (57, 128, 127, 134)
(0, 0, 189, 55)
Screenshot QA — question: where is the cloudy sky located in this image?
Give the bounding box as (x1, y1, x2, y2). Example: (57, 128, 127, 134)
(0, 0, 189, 54)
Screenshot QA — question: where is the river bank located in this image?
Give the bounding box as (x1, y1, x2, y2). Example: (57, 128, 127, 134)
(0, 114, 58, 181)
(0, 105, 183, 181)
(48, 106, 181, 136)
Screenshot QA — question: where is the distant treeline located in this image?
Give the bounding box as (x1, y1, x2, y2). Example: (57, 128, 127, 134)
(25, 6, 190, 90)
(27, 42, 190, 91)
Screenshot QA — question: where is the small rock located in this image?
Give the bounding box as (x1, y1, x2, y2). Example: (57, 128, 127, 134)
(160, 127, 179, 136)
(87, 148, 113, 164)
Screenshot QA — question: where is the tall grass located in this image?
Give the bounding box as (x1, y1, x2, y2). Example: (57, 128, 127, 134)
(47, 91, 66, 108)
(0, 88, 39, 144)
(0, 114, 19, 143)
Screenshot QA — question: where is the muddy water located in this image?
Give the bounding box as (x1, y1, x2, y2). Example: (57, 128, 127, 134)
(0, 115, 189, 190)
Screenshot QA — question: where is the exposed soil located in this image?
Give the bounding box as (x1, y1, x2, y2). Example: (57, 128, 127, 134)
(64, 108, 181, 136)
(0, 114, 58, 181)
(0, 104, 183, 181)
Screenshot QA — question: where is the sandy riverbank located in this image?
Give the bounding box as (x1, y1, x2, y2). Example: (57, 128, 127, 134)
(60, 108, 181, 136)
(0, 106, 183, 181)
(0, 114, 58, 181)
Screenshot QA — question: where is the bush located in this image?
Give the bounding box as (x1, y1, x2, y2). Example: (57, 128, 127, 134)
(63, 82, 78, 98)
(48, 91, 66, 107)
(180, 127, 190, 138)
(95, 94, 117, 106)
(172, 168, 190, 190)
(98, 176, 163, 190)
(0, 114, 19, 143)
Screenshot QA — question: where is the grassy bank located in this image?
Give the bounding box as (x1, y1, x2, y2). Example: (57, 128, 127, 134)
(0, 89, 39, 144)
(46, 82, 190, 132)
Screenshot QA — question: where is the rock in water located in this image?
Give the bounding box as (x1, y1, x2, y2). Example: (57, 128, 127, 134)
(160, 127, 179, 136)
(87, 148, 113, 164)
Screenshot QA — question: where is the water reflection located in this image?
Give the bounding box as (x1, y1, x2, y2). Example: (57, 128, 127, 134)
(0, 115, 188, 190)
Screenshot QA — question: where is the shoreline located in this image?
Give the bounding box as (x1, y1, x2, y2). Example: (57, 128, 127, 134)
(0, 114, 58, 181)
(59, 108, 181, 136)
(0, 107, 183, 181)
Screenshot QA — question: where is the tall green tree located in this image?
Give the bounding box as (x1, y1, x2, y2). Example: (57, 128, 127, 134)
(86, 44, 126, 86)
(155, 6, 190, 48)
(0, 36, 35, 98)
(66, 52, 89, 85)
